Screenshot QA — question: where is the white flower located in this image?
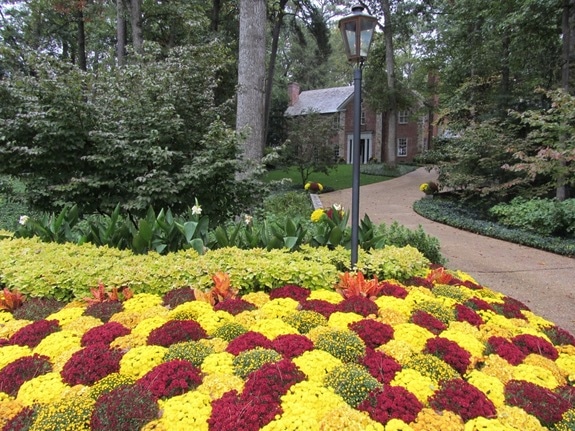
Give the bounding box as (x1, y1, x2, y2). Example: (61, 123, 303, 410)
(244, 215, 253, 225)
(191, 205, 202, 216)
(18, 215, 29, 226)
(333, 204, 342, 212)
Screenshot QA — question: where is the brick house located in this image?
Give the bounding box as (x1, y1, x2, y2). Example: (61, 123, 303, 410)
(285, 82, 435, 164)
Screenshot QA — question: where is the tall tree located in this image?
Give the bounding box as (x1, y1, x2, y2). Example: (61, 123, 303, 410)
(236, 0, 266, 172)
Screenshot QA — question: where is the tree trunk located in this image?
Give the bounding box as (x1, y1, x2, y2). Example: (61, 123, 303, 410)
(211, 0, 221, 32)
(557, 0, 573, 200)
(76, 9, 87, 71)
(117, 0, 127, 66)
(381, 0, 396, 166)
(130, 0, 144, 54)
(263, 0, 288, 146)
(236, 0, 266, 176)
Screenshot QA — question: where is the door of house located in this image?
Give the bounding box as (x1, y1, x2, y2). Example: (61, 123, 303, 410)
(347, 133, 372, 164)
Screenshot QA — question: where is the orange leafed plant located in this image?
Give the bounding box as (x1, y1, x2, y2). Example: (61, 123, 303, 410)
(0, 288, 25, 311)
(194, 272, 238, 305)
(426, 267, 455, 285)
(336, 272, 381, 299)
(84, 282, 133, 305)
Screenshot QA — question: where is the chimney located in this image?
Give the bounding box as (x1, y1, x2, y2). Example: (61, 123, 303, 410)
(287, 82, 300, 106)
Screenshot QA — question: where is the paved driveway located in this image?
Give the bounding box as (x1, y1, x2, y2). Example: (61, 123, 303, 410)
(318, 168, 575, 335)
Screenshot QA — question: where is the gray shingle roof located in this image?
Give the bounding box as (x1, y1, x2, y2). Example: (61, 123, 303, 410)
(285, 86, 354, 116)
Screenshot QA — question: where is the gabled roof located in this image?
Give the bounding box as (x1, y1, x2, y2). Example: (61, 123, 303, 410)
(285, 86, 354, 116)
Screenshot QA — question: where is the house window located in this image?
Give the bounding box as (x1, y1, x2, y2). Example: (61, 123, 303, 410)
(398, 111, 409, 124)
(361, 110, 366, 125)
(397, 138, 408, 157)
(333, 113, 340, 129)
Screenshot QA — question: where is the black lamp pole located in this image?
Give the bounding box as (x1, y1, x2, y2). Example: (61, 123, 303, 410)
(339, 4, 377, 268)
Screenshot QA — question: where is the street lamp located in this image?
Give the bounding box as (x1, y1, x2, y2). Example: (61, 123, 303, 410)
(339, 3, 377, 267)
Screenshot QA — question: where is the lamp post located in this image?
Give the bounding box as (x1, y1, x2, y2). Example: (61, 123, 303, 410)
(339, 3, 377, 267)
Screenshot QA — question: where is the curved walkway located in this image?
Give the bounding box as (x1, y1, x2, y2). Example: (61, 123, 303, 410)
(319, 168, 575, 335)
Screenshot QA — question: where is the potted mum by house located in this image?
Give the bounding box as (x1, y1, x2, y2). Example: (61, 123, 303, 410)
(419, 181, 438, 197)
(305, 182, 323, 194)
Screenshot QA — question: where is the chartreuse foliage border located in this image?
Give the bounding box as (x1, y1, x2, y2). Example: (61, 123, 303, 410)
(0, 236, 429, 301)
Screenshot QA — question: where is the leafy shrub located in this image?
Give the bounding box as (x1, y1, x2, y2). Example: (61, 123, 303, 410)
(324, 363, 381, 407)
(376, 222, 445, 265)
(489, 198, 565, 236)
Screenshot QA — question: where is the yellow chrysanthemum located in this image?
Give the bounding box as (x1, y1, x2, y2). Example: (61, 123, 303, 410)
(0, 398, 26, 429)
(241, 291, 271, 308)
(169, 301, 212, 320)
(0, 311, 14, 324)
(0, 319, 31, 339)
(157, 391, 212, 431)
(497, 405, 546, 431)
(393, 323, 434, 352)
(260, 298, 300, 319)
(61, 315, 102, 336)
(33, 330, 82, 361)
(292, 350, 342, 382)
(201, 352, 235, 375)
(391, 368, 437, 404)
(17, 372, 70, 406)
(311, 209, 325, 223)
(375, 296, 412, 317)
(46, 306, 85, 325)
(197, 373, 244, 400)
(122, 293, 163, 312)
(523, 354, 566, 386)
(110, 305, 168, 329)
(317, 403, 384, 431)
(195, 310, 234, 335)
(119, 345, 168, 379)
(464, 417, 516, 431)
(385, 419, 414, 431)
(440, 327, 485, 358)
(522, 311, 554, 330)
(308, 289, 343, 304)
(250, 317, 298, 339)
(466, 370, 506, 407)
(132, 315, 170, 338)
(327, 311, 364, 330)
(481, 354, 516, 384)
(379, 339, 416, 365)
(0, 345, 32, 370)
(378, 308, 410, 325)
(512, 363, 560, 389)
(411, 408, 465, 431)
(557, 352, 575, 381)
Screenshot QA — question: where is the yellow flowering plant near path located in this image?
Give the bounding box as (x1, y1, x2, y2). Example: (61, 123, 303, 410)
(1, 265, 575, 430)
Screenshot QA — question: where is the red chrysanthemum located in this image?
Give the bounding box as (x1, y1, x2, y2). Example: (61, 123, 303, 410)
(454, 303, 484, 326)
(512, 334, 558, 360)
(465, 297, 495, 312)
(208, 390, 281, 431)
(424, 337, 471, 375)
(214, 298, 256, 315)
(269, 285, 311, 302)
(298, 299, 338, 319)
(361, 348, 402, 385)
(81, 321, 131, 347)
(0, 354, 52, 396)
(429, 379, 496, 421)
(349, 319, 394, 349)
(544, 326, 575, 346)
(162, 287, 195, 308)
(225, 331, 273, 355)
(505, 379, 571, 426)
(358, 386, 423, 425)
(271, 334, 314, 358)
(377, 281, 408, 299)
(243, 358, 305, 400)
(84, 300, 124, 323)
(486, 336, 526, 365)
(147, 320, 207, 347)
(136, 360, 202, 399)
(9, 319, 60, 348)
(410, 310, 447, 335)
(61, 344, 124, 386)
(337, 296, 379, 317)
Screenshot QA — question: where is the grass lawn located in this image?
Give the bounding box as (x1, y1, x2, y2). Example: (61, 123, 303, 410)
(263, 165, 392, 191)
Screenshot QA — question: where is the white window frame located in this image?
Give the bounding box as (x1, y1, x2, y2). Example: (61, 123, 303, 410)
(397, 138, 408, 157)
(398, 111, 409, 124)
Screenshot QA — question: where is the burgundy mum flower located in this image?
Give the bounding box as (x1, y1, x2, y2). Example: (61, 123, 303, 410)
(0, 354, 52, 396)
(81, 321, 131, 347)
(544, 326, 575, 346)
(337, 296, 378, 317)
(429, 379, 496, 422)
(243, 358, 305, 400)
(9, 319, 60, 348)
(486, 336, 526, 365)
(424, 337, 471, 375)
(557, 385, 575, 408)
(377, 281, 408, 299)
(84, 300, 124, 323)
(298, 299, 338, 319)
(269, 284, 311, 302)
(91, 385, 159, 431)
(226, 331, 273, 355)
(61, 344, 124, 386)
(208, 390, 281, 431)
(512, 334, 558, 360)
(271, 334, 314, 358)
(361, 348, 401, 385)
(214, 298, 256, 316)
(454, 303, 484, 326)
(136, 360, 202, 399)
(2, 406, 37, 431)
(358, 386, 423, 425)
(505, 379, 571, 426)
(460, 279, 483, 290)
(410, 310, 446, 335)
(147, 320, 207, 347)
(493, 301, 527, 320)
(162, 287, 195, 308)
(465, 297, 494, 312)
(349, 319, 394, 349)
(405, 276, 433, 290)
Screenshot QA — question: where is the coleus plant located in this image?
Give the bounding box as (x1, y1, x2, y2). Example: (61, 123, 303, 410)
(194, 272, 238, 305)
(0, 288, 25, 312)
(84, 282, 133, 305)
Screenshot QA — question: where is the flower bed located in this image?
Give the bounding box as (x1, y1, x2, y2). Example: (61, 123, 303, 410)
(1, 268, 575, 430)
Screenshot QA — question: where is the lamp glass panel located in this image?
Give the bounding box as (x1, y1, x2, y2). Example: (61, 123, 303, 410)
(344, 21, 357, 57)
(359, 20, 375, 57)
